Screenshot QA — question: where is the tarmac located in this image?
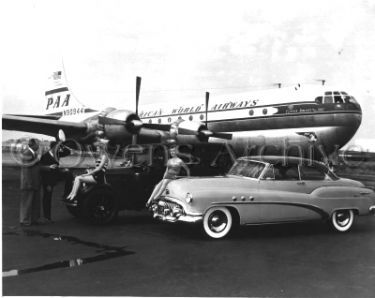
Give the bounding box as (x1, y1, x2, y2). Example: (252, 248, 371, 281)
(2, 164, 375, 297)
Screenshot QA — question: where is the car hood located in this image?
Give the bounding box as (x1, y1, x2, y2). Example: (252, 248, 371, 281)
(166, 176, 258, 199)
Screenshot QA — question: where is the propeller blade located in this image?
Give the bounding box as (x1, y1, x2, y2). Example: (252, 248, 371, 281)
(136, 76, 141, 116)
(211, 132, 233, 140)
(200, 130, 232, 140)
(205, 92, 209, 127)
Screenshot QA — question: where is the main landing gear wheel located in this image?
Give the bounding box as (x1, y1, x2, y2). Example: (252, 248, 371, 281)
(331, 209, 355, 232)
(203, 207, 233, 239)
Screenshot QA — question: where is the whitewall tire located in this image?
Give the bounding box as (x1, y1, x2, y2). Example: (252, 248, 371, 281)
(203, 207, 233, 239)
(331, 209, 354, 232)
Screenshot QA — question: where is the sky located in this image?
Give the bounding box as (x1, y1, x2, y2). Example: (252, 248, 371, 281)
(1, 0, 374, 150)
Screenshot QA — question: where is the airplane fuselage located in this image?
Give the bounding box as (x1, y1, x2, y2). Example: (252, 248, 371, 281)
(83, 86, 361, 158)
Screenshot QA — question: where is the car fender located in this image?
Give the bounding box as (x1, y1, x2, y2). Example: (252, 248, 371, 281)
(311, 186, 373, 198)
(79, 183, 113, 199)
(311, 186, 375, 215)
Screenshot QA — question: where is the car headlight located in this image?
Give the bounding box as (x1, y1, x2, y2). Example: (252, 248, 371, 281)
(185, 192, 193, 204)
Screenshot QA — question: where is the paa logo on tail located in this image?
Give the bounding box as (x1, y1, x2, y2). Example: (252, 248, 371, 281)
(45, 71, 86, 117)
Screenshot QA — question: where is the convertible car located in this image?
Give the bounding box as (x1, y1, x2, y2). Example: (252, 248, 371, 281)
(150, 156, 375, 239)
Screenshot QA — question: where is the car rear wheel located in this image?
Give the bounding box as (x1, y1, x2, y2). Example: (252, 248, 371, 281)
(203, 207, 232, 239)
(82, 187, 119, 224)
(331, 209, 354, 232)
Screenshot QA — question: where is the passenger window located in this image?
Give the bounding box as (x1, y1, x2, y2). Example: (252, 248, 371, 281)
(300, 165, 326, 180)
(274, 165, 299, 180)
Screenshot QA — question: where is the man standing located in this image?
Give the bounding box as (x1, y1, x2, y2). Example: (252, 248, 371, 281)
(40, 141, 72, 222)
(20, 138, 42, 226)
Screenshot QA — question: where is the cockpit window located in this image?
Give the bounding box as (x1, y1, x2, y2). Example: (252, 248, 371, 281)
(345, 96, 359, 105)
(323, 95, 333, 104)
(315, 96, 323, 104)
(334, 95, 344, 104)
(316, 91, 359, 108)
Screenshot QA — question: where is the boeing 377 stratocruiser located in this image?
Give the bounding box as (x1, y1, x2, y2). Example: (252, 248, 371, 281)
(2, 71, 362, 158)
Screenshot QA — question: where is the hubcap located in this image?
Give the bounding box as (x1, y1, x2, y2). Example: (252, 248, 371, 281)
(208, 211, 228, 233)
(336, 210, 351, 227)
(91, 195, 113, 220)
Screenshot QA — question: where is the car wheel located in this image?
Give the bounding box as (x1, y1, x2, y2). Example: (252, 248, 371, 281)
(66, 205, 82, 218)
(203, 207, 233, 239)
(82, 187, 119, 224)
(331, 209, 355, 232)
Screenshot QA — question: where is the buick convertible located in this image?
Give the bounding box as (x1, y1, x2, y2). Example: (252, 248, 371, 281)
(150, 156, 375, 239)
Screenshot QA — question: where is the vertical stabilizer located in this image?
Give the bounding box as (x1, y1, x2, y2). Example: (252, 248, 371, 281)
(44, 71, 95, 119)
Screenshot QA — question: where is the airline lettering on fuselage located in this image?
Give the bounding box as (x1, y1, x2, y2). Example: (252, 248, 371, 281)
(46, 94, 70, 110)
(138, 99, 259, 118)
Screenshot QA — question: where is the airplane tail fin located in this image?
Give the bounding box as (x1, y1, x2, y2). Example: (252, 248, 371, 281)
(44, 70, 96, 118)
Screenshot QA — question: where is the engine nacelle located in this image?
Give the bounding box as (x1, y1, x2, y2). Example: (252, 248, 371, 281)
(101, 109, 142, 142)
(173, 120, 206, 136)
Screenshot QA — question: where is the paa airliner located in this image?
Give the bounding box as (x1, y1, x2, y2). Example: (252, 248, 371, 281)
(2, 71, 362, 158)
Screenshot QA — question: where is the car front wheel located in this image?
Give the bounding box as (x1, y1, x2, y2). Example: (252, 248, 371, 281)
(331, 209, 355, 232)
(203, 207, 233, 239)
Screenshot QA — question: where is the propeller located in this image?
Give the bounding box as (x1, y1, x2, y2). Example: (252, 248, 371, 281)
(98, 76, 143, 136)
(132, 76, 142, 145)
(202, 91, 232, 140)
(199, 130, 232, 140)
(136, 76, 141, 116)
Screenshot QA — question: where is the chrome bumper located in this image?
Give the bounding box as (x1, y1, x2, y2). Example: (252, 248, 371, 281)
(370, 205, 375, 214)
(153, 213, 202, 223)
(151, 199, 202, 223)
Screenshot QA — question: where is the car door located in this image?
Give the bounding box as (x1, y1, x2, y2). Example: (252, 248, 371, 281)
(256, 163, 321, 222)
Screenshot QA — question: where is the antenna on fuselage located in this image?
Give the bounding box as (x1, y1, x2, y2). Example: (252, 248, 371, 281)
(315, 79, 326, 86)
(273, 83, 282, 88)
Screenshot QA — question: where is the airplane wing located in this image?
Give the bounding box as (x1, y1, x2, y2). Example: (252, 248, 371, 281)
(2, 114, 88, 137)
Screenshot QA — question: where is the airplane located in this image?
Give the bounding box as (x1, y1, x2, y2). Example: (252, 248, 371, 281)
(2, 70, 362, 161)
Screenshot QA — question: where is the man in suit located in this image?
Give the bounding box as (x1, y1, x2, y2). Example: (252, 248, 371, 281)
(40, 141, 72, 222)
(20, 138, 42, 226)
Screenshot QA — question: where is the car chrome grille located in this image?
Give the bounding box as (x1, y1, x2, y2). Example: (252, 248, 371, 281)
(155, 200, 184, 218)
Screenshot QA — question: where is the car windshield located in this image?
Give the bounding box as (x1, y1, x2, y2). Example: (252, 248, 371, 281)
(227, 160, 265, 179)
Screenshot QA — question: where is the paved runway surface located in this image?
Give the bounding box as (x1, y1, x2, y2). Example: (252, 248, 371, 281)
(2, 165, 375, 297)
